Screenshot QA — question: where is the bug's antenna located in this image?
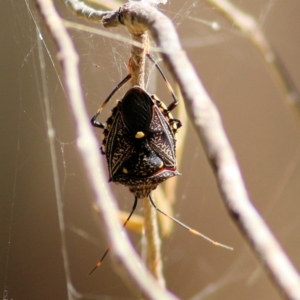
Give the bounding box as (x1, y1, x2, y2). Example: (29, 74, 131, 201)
(148, 194, 233, 251)
(88, 196, 138, 275)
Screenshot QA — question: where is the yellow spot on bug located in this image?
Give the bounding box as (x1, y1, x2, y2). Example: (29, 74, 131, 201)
(123, 168, 128, 174)
(135, 131, 145, 138)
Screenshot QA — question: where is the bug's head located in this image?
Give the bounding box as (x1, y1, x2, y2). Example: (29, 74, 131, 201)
(121, 86, 153, 136)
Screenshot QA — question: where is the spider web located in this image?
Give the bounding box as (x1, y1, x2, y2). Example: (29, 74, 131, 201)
(1, 0, 300, 299)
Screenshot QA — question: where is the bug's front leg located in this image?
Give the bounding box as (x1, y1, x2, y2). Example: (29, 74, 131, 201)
(91, 74, 132, 129)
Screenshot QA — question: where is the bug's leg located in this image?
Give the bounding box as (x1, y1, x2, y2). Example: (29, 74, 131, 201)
(146, 53, 178, 111)
(171, 118, 182, 130)
(91, 74, 132, 128)
(88, 196, 138, 275)
(148, 194, 233, 250)
(91, 117, 105, 129)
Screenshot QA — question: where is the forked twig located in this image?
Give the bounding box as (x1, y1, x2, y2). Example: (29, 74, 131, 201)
(41, 0, 300, 299)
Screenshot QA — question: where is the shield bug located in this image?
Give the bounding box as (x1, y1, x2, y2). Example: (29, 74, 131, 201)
(91, 55, 181, 200)
(98, 86, 181, 198)
(89, 55, 232, 274)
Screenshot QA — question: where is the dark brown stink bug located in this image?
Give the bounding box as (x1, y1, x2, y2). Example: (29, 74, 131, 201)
(100, 86, 181, 198)
(91, 54, 181, 201)
(89, 55, 232, 274)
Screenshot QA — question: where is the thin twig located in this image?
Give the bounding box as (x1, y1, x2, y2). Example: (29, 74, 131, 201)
(129, 31, 166, 287)
(142, 196, 165, 287)
(64, 0, 109, 23)
(205, 0, 300, 119)
(129, 33, 147, 88)
(35, 0, 177, 299)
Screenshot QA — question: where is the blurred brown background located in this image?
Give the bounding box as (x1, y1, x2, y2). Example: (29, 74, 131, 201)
(1, 1, 300, 299)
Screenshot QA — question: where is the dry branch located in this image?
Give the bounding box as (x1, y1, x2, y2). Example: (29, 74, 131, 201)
(110, 2, 300, 299)
(40, 0, 300, 299)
